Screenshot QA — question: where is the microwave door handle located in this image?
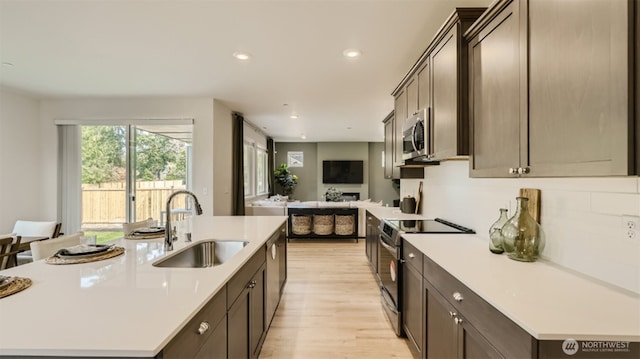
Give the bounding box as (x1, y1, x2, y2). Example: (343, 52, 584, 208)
(411, 121, 420, 152)
(428, 107, 433, 156)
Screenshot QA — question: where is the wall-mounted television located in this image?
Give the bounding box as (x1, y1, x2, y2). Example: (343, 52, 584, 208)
(322, 160, 364, 184)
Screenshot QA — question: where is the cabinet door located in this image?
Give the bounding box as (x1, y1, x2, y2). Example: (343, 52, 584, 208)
(407, 76, 419, 117)
(431, 25, 463, 160)
(417, 59, 430, 111)
(425, 282, 460, 358)
(194, 317, 227, 359)
(383, 115, 395, 179)
(527, 0, 632, 176)
(468, 0, 521, 177)
(250, 266, 266, 359)
(394, 89, 407, 168)
(228, 288, 250, 359)
(403, 261, 423, 358)
(460, 319, 504, 359)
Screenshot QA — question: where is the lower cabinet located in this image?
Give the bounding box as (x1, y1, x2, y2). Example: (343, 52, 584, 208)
(228, 249, 267, 359)
(425, 279, 503, 359)
(162, 287, 227, 359)
(402, 240, 423, 359)
(422, 254, 537, 359)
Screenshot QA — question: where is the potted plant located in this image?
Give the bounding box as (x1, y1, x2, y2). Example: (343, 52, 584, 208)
(274, 163, 298, 196)
(324, 187, 343, 202)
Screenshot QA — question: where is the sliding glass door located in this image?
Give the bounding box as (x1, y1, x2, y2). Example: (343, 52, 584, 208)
(80, 124, 191, 241)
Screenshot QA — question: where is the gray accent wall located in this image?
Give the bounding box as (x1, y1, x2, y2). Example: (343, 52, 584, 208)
(274, 141, 398, 204)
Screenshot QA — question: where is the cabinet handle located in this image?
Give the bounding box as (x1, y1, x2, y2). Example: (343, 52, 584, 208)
(518, 167, 530, 174)
(408, 253, 415, 259)
(448, 311, 457, 318)
(281, 228, 285, 233)
(198, 321, 210, 335)
(452, 292, 464, 302)
(508, 167, 518, 175)
(248, 280, 257, 289)
(454, 317, 463, 325)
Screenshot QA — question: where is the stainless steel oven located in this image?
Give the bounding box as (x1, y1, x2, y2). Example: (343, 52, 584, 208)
(378, 218, 474, 337)
(379, 225, 402, 335)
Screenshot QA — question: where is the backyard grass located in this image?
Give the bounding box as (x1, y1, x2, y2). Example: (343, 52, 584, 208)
(84, 231, 123, 244)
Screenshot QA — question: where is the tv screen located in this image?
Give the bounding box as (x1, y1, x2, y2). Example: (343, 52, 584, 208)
(322, 160, 364, 184)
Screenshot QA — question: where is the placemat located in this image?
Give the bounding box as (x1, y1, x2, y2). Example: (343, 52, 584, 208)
(45, 246, 125, 265)
(0, 277, 32, 299)
(124, 232, 164, 240)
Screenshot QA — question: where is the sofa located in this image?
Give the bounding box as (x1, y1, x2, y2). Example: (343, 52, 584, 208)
(246, 196, 383, 237)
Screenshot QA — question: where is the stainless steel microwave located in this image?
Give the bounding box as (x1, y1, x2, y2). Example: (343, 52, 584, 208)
(402, 108, 430, 161)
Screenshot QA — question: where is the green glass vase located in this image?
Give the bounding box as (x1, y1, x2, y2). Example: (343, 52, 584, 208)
(501, 197, 545, 262)
(488, 208, 509, 254)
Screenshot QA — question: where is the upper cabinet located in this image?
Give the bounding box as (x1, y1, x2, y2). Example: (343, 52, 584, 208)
(466, 0, 637, 177)
(391, 8, 486, 163)
(383, 111, 397, 179)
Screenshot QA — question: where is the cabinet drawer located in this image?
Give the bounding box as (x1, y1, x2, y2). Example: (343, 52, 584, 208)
(227, 248, 266, 309)
(402, 240, 423, 274)
(162, 287, 227, 359)
(423, 255, 537, 358)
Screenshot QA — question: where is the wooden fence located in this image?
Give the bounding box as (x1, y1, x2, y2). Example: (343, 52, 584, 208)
(82, 180, 187, 229)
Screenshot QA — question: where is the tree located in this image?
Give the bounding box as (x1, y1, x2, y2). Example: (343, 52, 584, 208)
(81, 126, 126, 184)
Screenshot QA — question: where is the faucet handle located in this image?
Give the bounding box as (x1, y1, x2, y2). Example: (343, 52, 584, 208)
(185, 233, 192, 242)
(172, 226, 178, 242)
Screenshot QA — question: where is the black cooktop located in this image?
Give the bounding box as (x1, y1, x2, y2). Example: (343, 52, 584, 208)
(385, 218, 475, 234)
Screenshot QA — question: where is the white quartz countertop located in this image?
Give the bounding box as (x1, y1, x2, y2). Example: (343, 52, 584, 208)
(364, 206, 427, 220)
(0, 215, 287, 357)
(403, 233, 640, 341)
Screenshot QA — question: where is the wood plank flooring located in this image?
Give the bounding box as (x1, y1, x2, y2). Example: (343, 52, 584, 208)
(259, 239, 413, 359)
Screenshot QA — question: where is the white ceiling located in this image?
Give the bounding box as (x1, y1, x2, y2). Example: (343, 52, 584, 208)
(0, 0, 491, 142)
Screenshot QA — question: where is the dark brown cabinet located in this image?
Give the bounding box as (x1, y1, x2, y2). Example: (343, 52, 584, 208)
(227, 249, 267, 359)
(402, 240, 423, 359)
(365, 211, 380, 278)
(383, 111, 396, 179)
(423, 254, 537, 359)
(162, 287, 227, 359)
(266, 225, 286, 328)
(394, 89, 407, 170)
(467, 0, 636, 177)
(391, 8, 484, 163)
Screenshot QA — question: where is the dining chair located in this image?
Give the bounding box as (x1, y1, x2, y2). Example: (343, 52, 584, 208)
(12, 220, 60, 239)
(30, 232, 84, 261)
(0, 235, 21, 270)
(122, 218, 155, 235)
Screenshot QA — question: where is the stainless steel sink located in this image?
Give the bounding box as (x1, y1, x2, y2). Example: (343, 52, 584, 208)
(153, 240, 249, 268)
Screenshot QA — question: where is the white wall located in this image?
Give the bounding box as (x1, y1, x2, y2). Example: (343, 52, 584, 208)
(401, 160, 640, 294)
(213, 100, 233, 215)
(38, 97, 216, 221)
(0, 89, 47, 231)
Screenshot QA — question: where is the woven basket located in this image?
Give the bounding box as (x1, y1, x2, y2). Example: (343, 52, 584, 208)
(292, 214, 312, 235)
(313, 214, 334, 235)
(335, 214, 355, 235)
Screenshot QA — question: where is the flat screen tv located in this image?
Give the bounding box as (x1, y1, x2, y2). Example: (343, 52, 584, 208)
(322, 160, 364, 184)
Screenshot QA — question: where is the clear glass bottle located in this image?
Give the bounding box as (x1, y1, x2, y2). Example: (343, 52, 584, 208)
(501, 197, 545, 262)
(488, 208, 509, 254)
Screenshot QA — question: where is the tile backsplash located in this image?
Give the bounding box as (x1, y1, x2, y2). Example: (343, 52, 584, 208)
(401, 160, 640, 294)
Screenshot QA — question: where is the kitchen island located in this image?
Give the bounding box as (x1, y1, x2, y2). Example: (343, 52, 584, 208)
(0, 215, 287, 358)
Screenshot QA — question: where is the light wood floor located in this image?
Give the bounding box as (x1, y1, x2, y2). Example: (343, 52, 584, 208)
(259, 239, 413, 359)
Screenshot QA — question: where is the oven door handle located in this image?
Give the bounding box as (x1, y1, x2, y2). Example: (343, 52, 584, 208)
(379, 236, 397, 254)
(381, 287, 399, 314)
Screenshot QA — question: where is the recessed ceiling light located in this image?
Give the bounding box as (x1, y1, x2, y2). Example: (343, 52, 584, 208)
(346, 127, 352, 130)
(300, 134, 307, 139)
(290, 115, 298, 119)
(233, 52, 251, 61)
(343, 48, 361, 58)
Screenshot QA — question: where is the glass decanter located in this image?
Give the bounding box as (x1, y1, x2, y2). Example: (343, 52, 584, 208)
(488, 208, 509, 254)
(501, 197, 545, 262)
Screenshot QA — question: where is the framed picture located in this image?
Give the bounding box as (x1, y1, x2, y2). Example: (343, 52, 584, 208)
(288, 151, 304, 167)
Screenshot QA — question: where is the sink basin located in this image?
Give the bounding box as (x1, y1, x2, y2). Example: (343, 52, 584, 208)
(153, 240, 249, 268)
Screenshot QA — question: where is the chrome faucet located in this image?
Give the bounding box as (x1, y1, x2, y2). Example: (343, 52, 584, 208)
(165, 190, 203, 251)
